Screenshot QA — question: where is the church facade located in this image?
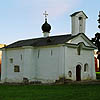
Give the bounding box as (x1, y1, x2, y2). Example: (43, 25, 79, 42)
(1, 11, 96, 83)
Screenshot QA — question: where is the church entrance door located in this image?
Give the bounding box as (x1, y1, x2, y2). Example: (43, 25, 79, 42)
(76, 65, 81, 81)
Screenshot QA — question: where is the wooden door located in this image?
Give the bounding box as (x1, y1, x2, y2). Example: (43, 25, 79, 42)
(76, 65, 81, 81)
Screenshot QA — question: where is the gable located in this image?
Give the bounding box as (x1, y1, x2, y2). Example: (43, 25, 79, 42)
(67, 33, 96, 47)
(76, 11, 88, 19)
(68, 36, 90, 46)
(71, 11, 88, 18)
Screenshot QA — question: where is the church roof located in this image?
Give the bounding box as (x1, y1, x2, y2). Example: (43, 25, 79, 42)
(4, 34, 78, 48)
(3, 33, 95, 49)
(70, 11, 88, 18)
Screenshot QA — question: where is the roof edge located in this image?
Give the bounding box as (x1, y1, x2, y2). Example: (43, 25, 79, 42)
(70, 11, 88, 18)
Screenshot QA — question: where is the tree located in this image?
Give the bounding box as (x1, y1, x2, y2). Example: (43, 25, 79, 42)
(92, 12, 100, 71)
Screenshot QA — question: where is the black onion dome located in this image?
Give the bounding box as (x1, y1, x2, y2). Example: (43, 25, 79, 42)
(41, 21, 51, 33)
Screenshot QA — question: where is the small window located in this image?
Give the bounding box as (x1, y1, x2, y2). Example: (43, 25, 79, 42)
(77, 43, 83, 55)
(51, 50, 53, 56)
(84, 63, 88, 72)
(68, 71, 72, 77)
(79, 17, 82, 20)
(38, 50, 40, 58)
(10, 58, 13, 63)
(21, 54, 22, 60)
(14, 65, 20, 72)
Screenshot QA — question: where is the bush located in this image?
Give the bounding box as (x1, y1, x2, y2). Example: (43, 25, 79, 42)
(96, 72, 100, 79)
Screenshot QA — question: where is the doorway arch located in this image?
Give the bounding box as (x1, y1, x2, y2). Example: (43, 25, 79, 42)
(76, 65, 81, 81)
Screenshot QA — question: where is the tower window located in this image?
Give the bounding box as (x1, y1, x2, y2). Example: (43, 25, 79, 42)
(79, 17, 82, 20)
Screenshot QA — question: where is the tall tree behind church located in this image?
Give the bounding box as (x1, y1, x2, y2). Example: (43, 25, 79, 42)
(92, 11, 100, 71)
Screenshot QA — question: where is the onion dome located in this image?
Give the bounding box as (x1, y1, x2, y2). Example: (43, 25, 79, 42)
(41, 20, 51, 33)
(41, 11, 51, 33)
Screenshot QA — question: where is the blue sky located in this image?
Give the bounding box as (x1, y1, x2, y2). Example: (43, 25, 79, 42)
(0, 0, 100, 44)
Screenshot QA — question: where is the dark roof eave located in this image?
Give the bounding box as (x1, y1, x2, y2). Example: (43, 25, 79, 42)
(4, 34, 75, 49)
(65, 43, 97, 49)
(70, 11, 88, 18)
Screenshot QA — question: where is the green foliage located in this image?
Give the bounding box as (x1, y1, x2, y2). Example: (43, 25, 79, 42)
(96, 72, 100, 74)
(0, 84, 100, 100)
(96, 72, 100, 79)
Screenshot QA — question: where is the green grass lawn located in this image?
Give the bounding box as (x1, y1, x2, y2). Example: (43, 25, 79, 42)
(0, 84, 100, 100)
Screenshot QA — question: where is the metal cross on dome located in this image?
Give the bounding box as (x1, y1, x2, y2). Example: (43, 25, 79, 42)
(43, 11, 48, 21)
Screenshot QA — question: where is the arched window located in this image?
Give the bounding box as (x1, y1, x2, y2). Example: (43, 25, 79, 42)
(84, 63, 88, 72)
(68, 71, 72, 77)
(79, 16, 83, 33)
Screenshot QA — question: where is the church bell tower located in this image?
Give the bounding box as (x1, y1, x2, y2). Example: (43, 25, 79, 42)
(70, 11, 88, 35)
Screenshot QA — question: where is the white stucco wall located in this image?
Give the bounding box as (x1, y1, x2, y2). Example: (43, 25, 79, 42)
(1, 42, 96, 83)
(1, 50, 7, 82)
(65, 46, 96, 81)
(1, 46, 65, 83)
(1, 47, 37, 83)
(22, 47, 35, 81)
(1, 48, 24, 82)
(33, 46, 65, 83)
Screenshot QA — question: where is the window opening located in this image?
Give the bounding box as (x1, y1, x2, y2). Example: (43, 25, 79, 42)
(14, 65, 20, 72)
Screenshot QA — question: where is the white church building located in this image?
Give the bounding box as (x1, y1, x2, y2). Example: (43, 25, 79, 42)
(1, 11, 96, 83)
